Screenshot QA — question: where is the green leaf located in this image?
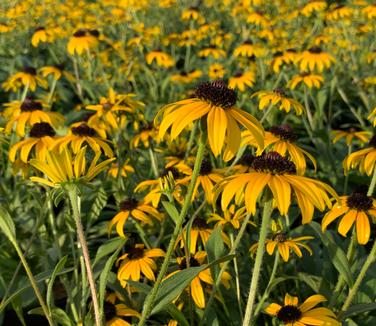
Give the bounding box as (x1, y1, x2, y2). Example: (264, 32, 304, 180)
(165, 304, 189, 326)
(93, 237, 126, 266)
(342, 303, 376, 319)
(162, 201, 179, 224)
(206, 226, 224, 279)
(310, 222, 353, 287)
(98, 240, 125, 319)
(46, 256, 67, 310)
(0, 206, 16, 242)
(88, 187, 107, 223)
(29, 307, 74, 326)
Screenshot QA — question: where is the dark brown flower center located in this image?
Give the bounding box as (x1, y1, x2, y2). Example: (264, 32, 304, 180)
(299, 72, 310, 77)
(369, 135, 376, 148)
(103, 301, 117, 321)
(71, 123, 96, 137)
(160, 167, 179, 179)
(179, 257, 200, 269)
(120, 198, 139, 211)
(238, 153, 255, 167)
(35, 26, 45, 32)
(308, 46, 322, 54)
(73, 29, 87, 37)
(273, 51, 283, 58)
(251, 152, 296, 174)
(128, 247, 145, 259)
(29, 122, 55, 138)
(199, 159, 213, 175)
(192, 217, 209, 230)
(270, 125, 298, 142)
(233, 71, 244, 78)
(347, 192, 373, 211)
(272, 232, 287, 242)
(195, 80, 237, 109)
(89, 29, 99, 37)
(273, 88, 287, 97)
(102, 102, 113, 111)
(23, 66, 37, 75)
(20, 98, 42, 112)
(277, 305, 302, 323)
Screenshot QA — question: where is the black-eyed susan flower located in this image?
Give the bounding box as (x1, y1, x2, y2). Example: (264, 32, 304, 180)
(178, 218, 212, 254)
(344, 135, 376, 176)
(298, 46, 335, 72)
(252, 89, 304, 115)
(170, 70, 202, 84)
(322, 188, 376, 245)
(67, 29, 99, 55)
(208, 205, 252, 230)
(332, 128, 372, 146)
(4, 98, 64, 137)
(363, 4, 376, 19)
(208, 63, 226, 79)
(52, 122, 114, 158)
(29, 146, 115, 188)
(265, 293, 340, 325)
(130, 123, 158, 149)
(228, 71, 255, 91)
(9, 122, 56, 163)
(31, 27, 53, 47)
(217, 152, 337, 223)
(198, 45, 226, 59)
(246, 11, 269, 27)
(117, 244, 165, 287)
(104, 301, 140, 326)
(108, 198, 163, 237)
(146, 50, 174, 68)
(40, 64, 74, 82)
(288, 72, 324, 89)
(326, 4, 354, 21)
(243, 124, 317, 175)
(233, 40, 266, 58)
(108, 162, 134, 179)
(156, 80, 264, 159)
(2, 66, 48, 92)
(300, 1, 327, 17)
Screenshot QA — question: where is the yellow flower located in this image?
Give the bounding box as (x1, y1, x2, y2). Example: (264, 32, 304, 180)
(9, 122, 56, 163)
(181, 7, 202, 21)
(29, 146, 115, 188)
(130, 123, 158, 149)
(298, 46, 335, 72)
(368, 108, 376, 126)
(217, 152, 337, 224)
(242, 124, 317, 175)
(228, 71, 255, 91)
(108, 162, 135, 178)
(108, 198, 163, 237)
(198, 45, 226, 59)
(117, 244, 164, 287)
(4, 98, 64, 137)
(326, 4, 354, 21)
(233, 41, 266, 58)
(2, 66, 48, 92)
(208, 205, 252, 230)
(40, 64, 74, 82)
(104, 301, 140, 326)
(363, 4, 376, 19)
(300, 1, 327, 17)
(265, 293, 340, 325)
(31, 27, 54, 47)
(52, 122, 114, 158)
(322, 189, 376, 245)
(67, 29, 99, 55)
(343, 135, 376, 176)
(252, 89, 304, 115)
(146, 50, 174, 68)
(288, 73, 324, 89)
(170, 70, 202, 84)
(156, 80, 264, 159)
(246, 11, 270, 27)
(208, 63, 226, 79)
(332, 129, 372, 146)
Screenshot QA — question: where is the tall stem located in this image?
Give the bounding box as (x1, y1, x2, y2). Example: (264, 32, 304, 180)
(67, 186, 102, 326)
(242, 195, 273, 326)
(137, 132, 206, 326)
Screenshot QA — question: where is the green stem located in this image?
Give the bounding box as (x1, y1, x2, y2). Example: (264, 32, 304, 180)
(148, 146, 159, 178)
(137, 132, 206, 326)
(343, 144, 352, 195)
(230, 232, 243, 321)
(367, 168, 376, 196)
(47, 78, 58, 105)
(304, 86, 315, 131)
(242, 195, 273, 326)
(20, 82, 29, 101)
(67, 186, 102, 326)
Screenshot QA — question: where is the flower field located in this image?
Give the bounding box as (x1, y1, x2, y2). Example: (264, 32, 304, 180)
(1, 0, 376, 325)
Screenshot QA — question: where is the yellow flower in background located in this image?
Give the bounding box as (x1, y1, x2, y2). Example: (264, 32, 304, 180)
(228, 71, 255, 91)
(298, 46, 335, 72)
(108, 198, 163, 237)
(300, 1, 327, 17)
(40, 64, 74, 82)
(108, 162, 134, 178)
(146, 50, 174, 68)
(265, 293, 340, 325)
(326, 4, 354, 21)
(368, 108, 376, 126)
(2, 66, 48, 92)
(363, 4, 376, 19)
(4, 98, 64, 137)
(217, 152, 337, 223)
(9, 122, 56, 163)
(242, 124, 317, 175)
(181, 6, 202, 21)
(170, 69, 202, 84)
(322, 188, 376, 245)
(156, 80, 264, 160)
(233, 41, 266, 58)
(343, 135, 376, 176)
(208, 63, 226, 79)
(208, 205, 252, 229)
(104, 300, 140, 326)
(252, 89, 304, 115)
(130, 122, 158, 149)
(288, 73, 324, 89)
(332, 128, 372, 145)
(117, 244, 164, 287)
(198, 45, 226, 59)
(29, 146, 115, 188)
(31, 27, 54, 47)
(67, 29, 99, 55)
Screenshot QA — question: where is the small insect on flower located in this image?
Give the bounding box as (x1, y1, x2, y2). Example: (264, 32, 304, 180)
(117, 243, 164, 287)
(251, 88, 304, 115)
(265, 293, 340, 325)
(156, 80, 264, 160)
(322, 187, 376, 245)
(343, 135, 376, 176)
